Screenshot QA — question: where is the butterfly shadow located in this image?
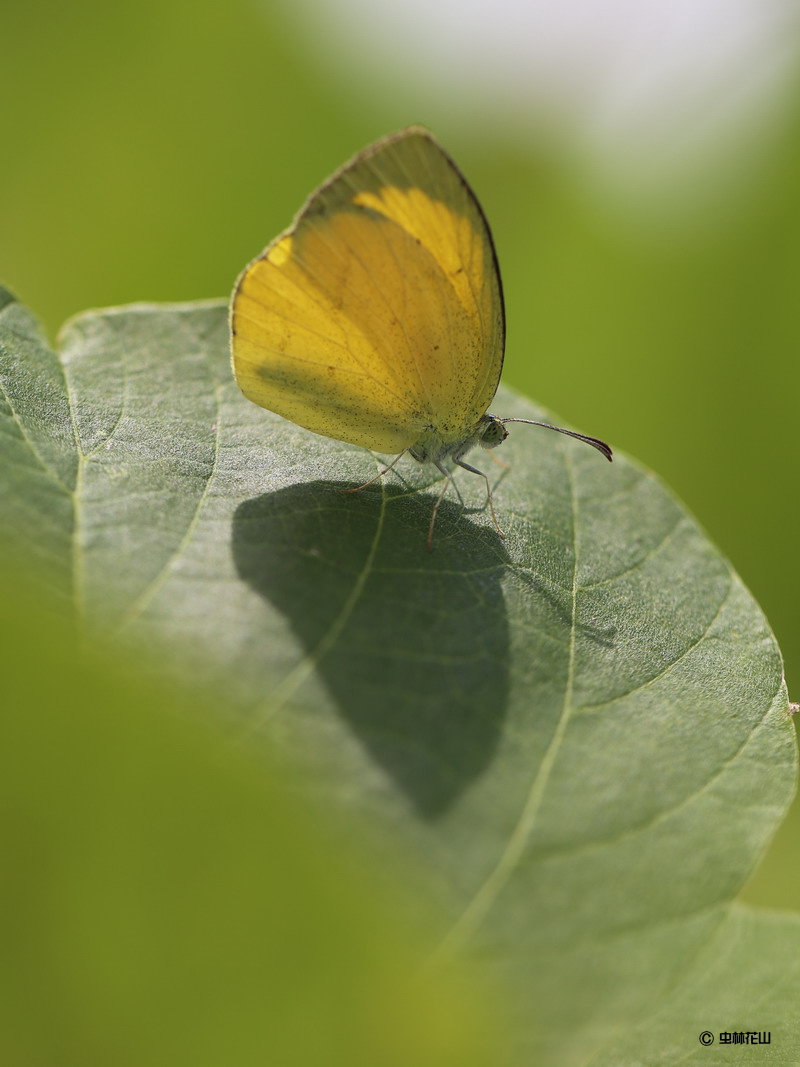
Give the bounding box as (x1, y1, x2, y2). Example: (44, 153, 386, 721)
(231, 478, 512, 818)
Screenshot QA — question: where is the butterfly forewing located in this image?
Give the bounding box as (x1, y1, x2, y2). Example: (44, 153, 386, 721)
(230, 127, 505, 454)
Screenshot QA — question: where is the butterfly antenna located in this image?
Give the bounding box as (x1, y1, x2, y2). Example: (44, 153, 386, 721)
(501, 418, 613, 461)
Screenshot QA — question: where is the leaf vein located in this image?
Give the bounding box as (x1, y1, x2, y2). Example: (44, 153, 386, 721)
(577, 514, 686, 591)
(112, 384, 223, 631)
(240, 453, 390, 729)
(0, 373, 74, 494)
(577, 577, 734, 714)
(538, 669, 787, 865)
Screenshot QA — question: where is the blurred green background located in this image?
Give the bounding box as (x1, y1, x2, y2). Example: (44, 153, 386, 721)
(2, 0, 798, 906)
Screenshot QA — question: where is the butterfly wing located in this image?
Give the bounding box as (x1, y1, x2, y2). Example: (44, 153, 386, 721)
(230, 127, 505, 454)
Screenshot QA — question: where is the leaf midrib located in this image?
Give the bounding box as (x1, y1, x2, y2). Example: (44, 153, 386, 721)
(430, 443, 582, 959)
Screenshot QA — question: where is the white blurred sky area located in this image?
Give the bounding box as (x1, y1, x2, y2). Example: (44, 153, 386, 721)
(279, 0, 800, 199)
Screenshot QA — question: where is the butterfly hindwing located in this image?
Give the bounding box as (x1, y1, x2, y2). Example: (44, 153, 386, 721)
(230, 127, 505, 454)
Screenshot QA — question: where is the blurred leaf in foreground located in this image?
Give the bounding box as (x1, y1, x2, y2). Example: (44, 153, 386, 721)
(0, 564, 498, 1067)
(1, 288, 797, 1062)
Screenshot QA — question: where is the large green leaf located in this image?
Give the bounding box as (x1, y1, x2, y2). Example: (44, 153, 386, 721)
(1, 288, 797, 1062)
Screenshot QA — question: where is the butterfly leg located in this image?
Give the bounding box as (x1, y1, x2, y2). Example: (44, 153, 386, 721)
(446, 470, 466, 509)
(426, 461, 456, 551)
(341, 450, 407, 493)
(454, 458, 506, 538)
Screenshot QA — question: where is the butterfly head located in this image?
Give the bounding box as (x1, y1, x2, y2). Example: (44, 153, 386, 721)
(477, 414, 509, 450)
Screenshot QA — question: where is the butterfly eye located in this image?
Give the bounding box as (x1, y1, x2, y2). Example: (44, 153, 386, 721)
(479, 417, 509, 449)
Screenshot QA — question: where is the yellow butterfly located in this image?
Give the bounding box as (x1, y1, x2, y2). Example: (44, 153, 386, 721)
(230, 126, 611, 548)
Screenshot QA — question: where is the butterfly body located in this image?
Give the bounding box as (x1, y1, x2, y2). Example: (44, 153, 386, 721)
(406, 414, 506, 465)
